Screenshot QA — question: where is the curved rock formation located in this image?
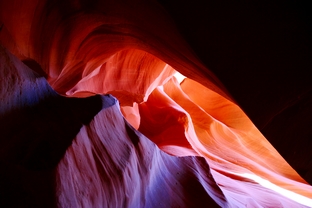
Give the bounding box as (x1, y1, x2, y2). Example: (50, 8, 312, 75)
(0, 45, 224, 207)
(1, 0, 312, 207)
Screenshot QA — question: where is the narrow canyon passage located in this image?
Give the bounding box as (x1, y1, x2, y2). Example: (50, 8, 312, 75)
(1, 0, 312, 207)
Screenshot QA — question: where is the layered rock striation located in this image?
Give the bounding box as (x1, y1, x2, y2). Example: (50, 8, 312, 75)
(1, 0, 312, 207)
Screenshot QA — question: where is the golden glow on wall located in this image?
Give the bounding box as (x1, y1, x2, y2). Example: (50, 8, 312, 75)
(1, 0, 312, 206)
(122, 68, 312, 207)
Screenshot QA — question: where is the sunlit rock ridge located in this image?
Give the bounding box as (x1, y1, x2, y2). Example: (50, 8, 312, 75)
(0, 0, 312, 207)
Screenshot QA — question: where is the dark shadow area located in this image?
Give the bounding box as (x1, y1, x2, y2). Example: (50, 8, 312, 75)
(262, 90, 312, 185)
(125, 122, 140, 146)
(22, 59, 48, 78)
(180, 156, 225, 208)
(157, 0, 312, 184)
(0, 94, 103, 207)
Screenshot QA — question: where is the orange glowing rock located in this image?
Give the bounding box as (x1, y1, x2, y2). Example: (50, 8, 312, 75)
(137, 76, 312, 206)
(1, 0, 312, 207)
(0, 46, 224, 207)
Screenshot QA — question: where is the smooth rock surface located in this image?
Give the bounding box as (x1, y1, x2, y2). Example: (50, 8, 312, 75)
(1, 0, 312, 207)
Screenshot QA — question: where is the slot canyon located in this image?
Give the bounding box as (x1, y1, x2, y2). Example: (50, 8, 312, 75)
(0, 0, 312, 207)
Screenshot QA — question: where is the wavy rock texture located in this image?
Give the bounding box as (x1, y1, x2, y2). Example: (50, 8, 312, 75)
(0, 46, 223, 207)
(1, 0, 312, 207)
(158, 0, 312, 184)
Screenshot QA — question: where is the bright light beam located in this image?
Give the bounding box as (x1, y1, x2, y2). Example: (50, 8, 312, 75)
(174, 72, 186, 84)
(236, 173, 312, 207)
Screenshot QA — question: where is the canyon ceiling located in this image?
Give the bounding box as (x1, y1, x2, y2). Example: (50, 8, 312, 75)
(0, 0, 312, 207)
